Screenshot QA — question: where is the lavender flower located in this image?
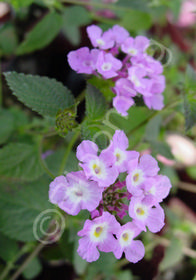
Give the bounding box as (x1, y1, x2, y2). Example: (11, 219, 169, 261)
(77, 212, 120, 262)
(49, 171, 103, 215)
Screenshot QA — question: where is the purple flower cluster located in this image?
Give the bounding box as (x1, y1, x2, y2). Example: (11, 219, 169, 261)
(49, 130, 171, 263)
(67, 25, 165, 116)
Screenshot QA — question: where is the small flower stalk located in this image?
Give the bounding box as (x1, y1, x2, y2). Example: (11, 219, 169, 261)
(49, 130, 172, 263)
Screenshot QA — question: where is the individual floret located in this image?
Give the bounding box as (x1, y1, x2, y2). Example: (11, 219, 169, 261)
(77, 212, 120, 262)
(49, 171, 103, 215)
(114, 222, 145, 263)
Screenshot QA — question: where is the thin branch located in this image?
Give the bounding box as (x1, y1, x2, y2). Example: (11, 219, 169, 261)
(177, 181, 196, 193)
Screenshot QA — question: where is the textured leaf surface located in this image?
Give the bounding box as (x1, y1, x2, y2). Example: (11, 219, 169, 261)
(0, 109, 14, 145)
(0, 177, 51, 241)
(0, 232, 19, 262)
(0, 143, 44, 182)
(86, 84, 107, 120)
(4, 72, 74, 117)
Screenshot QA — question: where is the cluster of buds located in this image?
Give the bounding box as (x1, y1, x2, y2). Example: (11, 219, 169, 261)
(68, 25, 165, 116)
(49, 130, 171, 262)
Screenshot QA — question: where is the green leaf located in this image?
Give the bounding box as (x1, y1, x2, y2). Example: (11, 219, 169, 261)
(116, 271, 133, 280)
(46, 146, 78, 176)
(0, 109, 14, 145)
(22, 257, 42, 279)
(0, 233, 19, 262)
(183, 96, 196, 131)
(0, 143, 44, 182)
(62, 25, 80, 46)
(4, 72, 74, 117)
(73, 237, 88, 275)
(149, 140, 173, 159)
(109, 107, 152, 148)
(16, 11, 62, 55)
(185, 65, 196, 91)
(81, 121, 109, 150)
(160, 237, 183, 271)
(88, 76, 115, 102)
(62, 6, 91, 26)
(86, 252, 117, 280)
(6, 0, 34, 9)
(120, 9, 152, 31)
(186, 165, 196, 180)
(61, 6, 91, 45)
(85, 84, 107, 121)
(116, 0, 149, 12)
(0, 24, 18, 56)
(145, 115, 162, 141)
(0, 176, 51, 241)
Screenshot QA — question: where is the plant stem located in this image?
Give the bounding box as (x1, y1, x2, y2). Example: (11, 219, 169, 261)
(127, 99, 181, 138)
(177, 181, 196, 193)
(61, 0, 128, 11)
(58, 129, 81, 175)
(9, 242, 45, 280)
(76, 90, 86, 104)
(37, 136, 55, 179)
(0, 244, 32, 280)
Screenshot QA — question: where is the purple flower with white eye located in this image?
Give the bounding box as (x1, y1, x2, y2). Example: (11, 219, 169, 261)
(49, 171, 103, 216)
(128, 67, 151, 96)
(96, 51, 122, 79)
(113, 95, 134, 116)
(131, 54, 163, 76)
(143, 93, 164, 110)
(114, 222, 145, 263)
(67, 47, 100, 74)
(143, 175, 172, 204)
(114, 78, 137, 98)
(87, 25, 114, 50)
(129, 196, 165, 233)
(142, 75, 165, 110)
(76, 140, 118, 187)
(111, 25, 129, 45)
(121, 36, 150, 56)
(77, 212, 120, 262)
(103, 130, 139, 173)
(126, 154, 160, 196)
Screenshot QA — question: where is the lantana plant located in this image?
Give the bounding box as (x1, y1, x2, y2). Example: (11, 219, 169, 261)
(49, 129, 171, 262)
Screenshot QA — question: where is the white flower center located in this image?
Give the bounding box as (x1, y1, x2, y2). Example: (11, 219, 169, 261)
(131, 169, 144, 187)
(131, 74, 141, 87)
(114, 148, 126, 166)
(66, 182, 89, 203)
(89, 159, 107, 179)
(90, 222, 108, 242)
(128, 48, 137, 56)
(101, 62, 112, 71)
(120, 230, 133, 247)
(134, 203, 148, 220)
(96, 38, 105, 46)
